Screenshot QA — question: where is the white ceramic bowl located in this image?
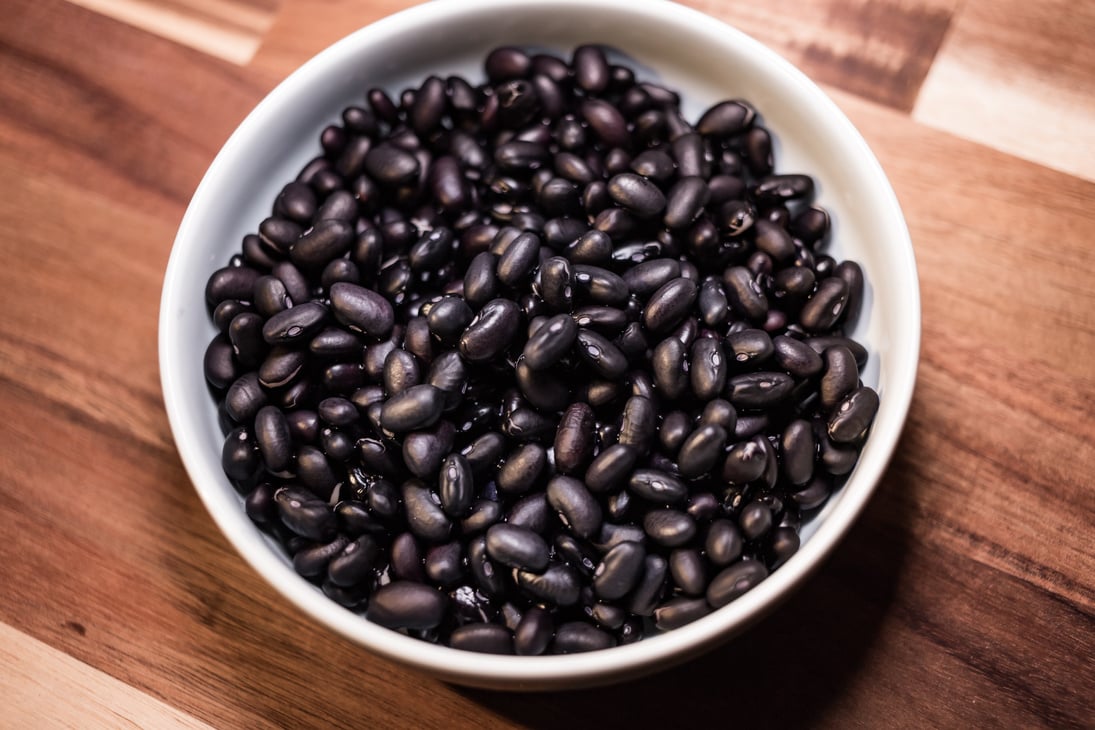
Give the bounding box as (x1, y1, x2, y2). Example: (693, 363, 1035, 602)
(160, 0, 919, 690)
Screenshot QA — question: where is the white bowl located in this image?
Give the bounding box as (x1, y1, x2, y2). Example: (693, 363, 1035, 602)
(159, 0, 919, 690)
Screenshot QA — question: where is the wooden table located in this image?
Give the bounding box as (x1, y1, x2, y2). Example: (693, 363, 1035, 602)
(3, 0, 1093, 726)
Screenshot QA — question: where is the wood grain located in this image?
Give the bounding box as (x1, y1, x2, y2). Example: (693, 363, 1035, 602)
(0, 0, 1093, 727)
(1, 623, 215, 730)
(913, 0, 1095, 181)
(62, 0, 281, 64)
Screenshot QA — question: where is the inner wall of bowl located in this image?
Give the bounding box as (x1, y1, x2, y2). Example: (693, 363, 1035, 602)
(167, 0, 914, 686)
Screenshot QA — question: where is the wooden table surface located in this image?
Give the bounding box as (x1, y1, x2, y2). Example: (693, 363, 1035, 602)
(3, 0, 1093, 727)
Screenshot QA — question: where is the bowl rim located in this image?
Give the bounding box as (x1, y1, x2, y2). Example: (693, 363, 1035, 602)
(160, 0, 920, 687)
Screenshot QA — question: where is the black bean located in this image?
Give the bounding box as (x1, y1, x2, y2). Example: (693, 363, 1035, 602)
(834, 260, 865, 329)
(722, 266, 768, 322)
(572, 305, 628, 333)
(224, 372, 267, 424)
(546, 475, 602, 539)
(551, 402, 594, 473)
(204, 336, 238, 390)
(643, 277, 698, 334)
(402, 480, 451, 543)
(380, 384, 445, 432)
(726, 372, 796, 408)
(607, 173, 666, 218)
(449, 623, 514, 655)
(617, 396, 658, 454)
(781, 419, 816, 487)
(828, 386, 880, 444)
(293, 536, 350, 577)
(721, 436, 768, 484)
(514, 606, 554, 656)
(753, 174, 814, 202)
(221, 426, 260, 483)
(495, 231, 540, 286)
(800, 277, 850, 332)
(496, 443, 547, 494)
(572, 265, 629, 306)
(820, 345, 859, 411)
(654, 597, 712, 631)
(791, 205, 831, 247)
(364, 144, 420, 185)
(739, 500, 773, 541)
(552, 622, 615, 654)
(627, 469, 688, 503)
(574, 328, 628, 379)
(326, 535, 379, 587)
(486, 523, 549, 572)
(818, 427, 859, 475)
(651, 337, 689, 400)
(696, 100, 755, 137)
(424, 540, 464, 588)
(690, 337, 727, 401)
(726, 328, 774, 368)
(252, 405, 291, 473)
(459, 298, 521, 362)
(773, 335, 823, 377)
(507, 493, 551, 535)
(580, 99, 630, 149)
(669, 548, 707, 597)
(677, 424, 727, 479)
(517, 563, 581, 606)
(521, 313, 576, 370)
(328, 282, 393, 338)
(382, 348, 421, 395)
(368, 582, 446, 630)
(707, 560, 768, 608)
(643, 510, 696, 547)
(805, 336, 868, 367)
(705, 519, 743, 566)
(768, 527, 800, 569)
(573, 44, 610, 93)
(584, 444, 638, 493)
(402, 423, 452, 479)
(623, 258, 681, 298)
(274, 487, 336, 542)
(461, 499, 504, 535)
(627, 555, 668, 617)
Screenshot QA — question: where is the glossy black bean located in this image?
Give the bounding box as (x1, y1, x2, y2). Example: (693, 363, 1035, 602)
(582, 444, 637, 494)
(834, 260, 865, 328)
(818, 427, 858, 475)
(516, 314, 574, 373)
(574, 328, 628, 379)
(535, 256, 572, 312)
(721, 436, 768, 485)
(422, 540, 463, 588)
(654, 597, 711, 631)
(327, 282, 393, 338)
(607, 173, 666, 218)
(615, 396, 655, 455)
(696, 99, 755, 137)
(368, 581, 446, 630)
(651, 337, 689, 400)
(496, 443, 547, 494)
(459, 298, 521, 362)
(643, 510, 696, 548)
(572, 305, 628, 333)
(641, 277, 697, 335)
(460, 431, 506, 477)
(722, 266, 768, 322)
(725, 328, 773, 368)
(517, 564, 581, 606)
(627, 555, 668, 617)
(252, 405, 291, 473)
(550, 621, 615, 654)
(790, 205, 831, 247)
(572, 265, 629, 306)
(707, 560, 768, 608)
(458, 499, 501, 536)
(325, 535, 378, 587)
(697, 401, 736, 435)
(773, 334, 824, 378)
(739, 500, 773, 541)
(458, 253, 497, 308)
(226, 312, 266, 370)
(626, 469, 687, 504)
(705, 519, 743, 566)
(258, 217, 304, 255)
(820, 345, 859, 411)
(380, 384, 445, 432)
(693, 279, 729, 331)
(383, 348, 421, 396)
(667, 548, 707, 597)
(363, 144, 420, 185)
(204, 336, 238, 390)
(493, 231, 538, 286)
(689, 337, 727, 401)
(244, 482, 277, 524)
(401, 480, 451, 543)
(781, 419, 815, 487)
(554, 403, 595, 475)
(546, 475, 602, 539)
(274, 487, 336, 542)
(668, 132, 705, 178)
(677, 424, 727, 479)
(828, 386, 880, 444)
(296, 446, 337, 497)
(571, 44, 609, 93)
(805, 336, 868, 368)
(446, 623, 513, 655)
(588, 540, 645, 601)
(726, 372, 796, 408)
(580, 99, 630, 149)
(494, 140, 549, 173)
(224, 372, 267, 424)
(503, 494, 549, 535)
(293, 536, 350, 578)
(753, 174, 814, 202)
(513, 606, 553, 656)
(800, 277, 850, 332)
(221, 426, 260, 482)
(402, 423, 452, 479)
(623, 259, 681, 298)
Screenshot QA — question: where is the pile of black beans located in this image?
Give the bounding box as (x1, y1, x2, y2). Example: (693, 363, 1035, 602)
(203, 45, 879, 656)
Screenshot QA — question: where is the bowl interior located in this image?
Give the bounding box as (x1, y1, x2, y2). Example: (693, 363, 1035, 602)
(160, 0, 918, 689)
